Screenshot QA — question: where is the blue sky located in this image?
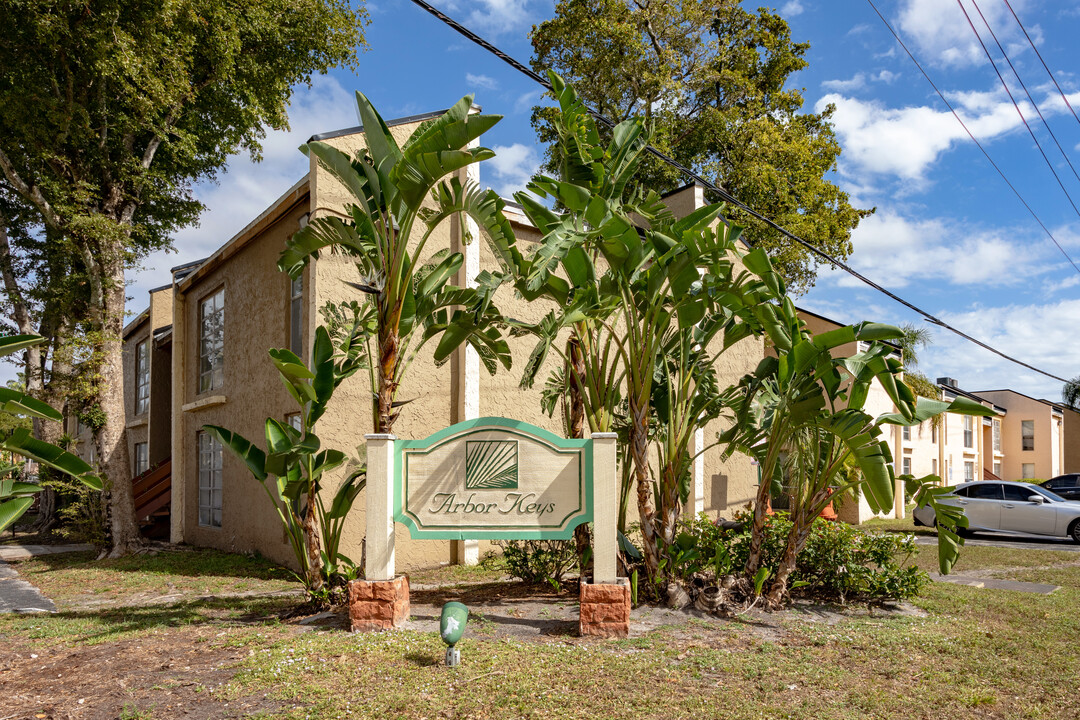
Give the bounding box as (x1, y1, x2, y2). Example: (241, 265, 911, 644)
(125, 0, 1080, 402)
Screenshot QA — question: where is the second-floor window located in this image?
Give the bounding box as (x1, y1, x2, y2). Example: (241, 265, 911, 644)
(1021, 420, 1034, 451)
(135, 340, 150, 415)
(992, 418, 1001, 453)
(902, 425, 910, 441)
(199, 289, 224, 393)
(290, 275, 303, 358)
(963, 415, 973, 448)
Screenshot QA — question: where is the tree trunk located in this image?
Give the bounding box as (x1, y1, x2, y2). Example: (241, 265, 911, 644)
(566, 333, 591, 576)
(744, 456, 776, 578)
(377, 326, 399, 433)
(764, 488, 828, 607)
(94, 253, 142, 557)
(302, 493, 323, 591)
(630, 394, 659, 580)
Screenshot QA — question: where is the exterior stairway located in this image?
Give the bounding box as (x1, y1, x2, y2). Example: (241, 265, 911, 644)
(133, 458, 171, 539)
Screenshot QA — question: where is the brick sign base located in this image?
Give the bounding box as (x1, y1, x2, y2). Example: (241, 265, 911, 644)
(579, 578, 630, 638)
(349, 576, 410, 631)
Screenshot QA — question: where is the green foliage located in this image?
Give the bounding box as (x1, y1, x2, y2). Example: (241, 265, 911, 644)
(203, 327, 364, 599)
(280, 91, 513, 433)
(677, 513, 928, 603)
(1064, 376, 1080, 411)
(0, 335, 100, 533)
(529, 0, 871, 292)
(495, 539, 578, 591)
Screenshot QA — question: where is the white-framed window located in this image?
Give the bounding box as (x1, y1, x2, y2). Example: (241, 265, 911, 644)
(287, 413, 302, 432)
(199, 289, 224, 393)
(1021, 420, 1034, 451)
(902, 457, 911, 476)
(289, 275, 304, 358)
(133, 442, 149, 476)
(993, 461, 1002, 478)
(1021, 463, 1035, 479)
(964, 461, 974, 482)
(135, 340, 150, 415)
(932, 459, 938, 476)
(902, 425, 910, 441)
(963, 415, 973, 448)
(198, 432, 223, 528)
(992, 418, 1001, 453)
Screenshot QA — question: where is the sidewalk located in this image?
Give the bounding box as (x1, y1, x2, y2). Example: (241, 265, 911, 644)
(0, 544, 93, 614)
(0, 543, 95, 562)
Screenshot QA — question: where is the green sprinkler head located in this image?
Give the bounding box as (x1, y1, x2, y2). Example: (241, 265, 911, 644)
(439, 601, 469, 667)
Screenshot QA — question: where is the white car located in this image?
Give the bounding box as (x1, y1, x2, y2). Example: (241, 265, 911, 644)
(913, 480, 1080, 543)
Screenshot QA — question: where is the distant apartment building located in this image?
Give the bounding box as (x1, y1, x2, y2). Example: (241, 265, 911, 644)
(970, 389, 1067, 481)
(934, 378, 1003, 485)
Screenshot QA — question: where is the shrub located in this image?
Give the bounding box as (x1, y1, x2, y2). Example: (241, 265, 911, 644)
(494, 539, 577, 590)
(675, 512, 927, 603)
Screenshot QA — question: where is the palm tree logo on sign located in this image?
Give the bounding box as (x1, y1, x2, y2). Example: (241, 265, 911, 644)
(464, 440, 518, 490)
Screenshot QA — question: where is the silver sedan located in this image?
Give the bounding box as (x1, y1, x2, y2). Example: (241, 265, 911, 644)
(913, 480, 1080, 543)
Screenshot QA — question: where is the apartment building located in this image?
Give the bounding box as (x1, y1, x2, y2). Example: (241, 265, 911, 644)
(934, 379, 1003, 486)
(971, 389, 1067, 481)
(118, 108, 763, 572)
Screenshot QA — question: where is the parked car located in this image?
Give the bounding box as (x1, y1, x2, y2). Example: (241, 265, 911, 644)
(913, 481, 1080, 543)
(1041, 474, 1080, 502)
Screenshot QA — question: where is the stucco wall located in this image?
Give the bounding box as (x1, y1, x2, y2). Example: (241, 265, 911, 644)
(975, 390, 1058, 480)
(176, 195, 312, 567)
(1064, 407, 1080, 474)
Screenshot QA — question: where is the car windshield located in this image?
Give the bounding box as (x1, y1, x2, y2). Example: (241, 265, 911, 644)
(1026, 485, 1066, 503)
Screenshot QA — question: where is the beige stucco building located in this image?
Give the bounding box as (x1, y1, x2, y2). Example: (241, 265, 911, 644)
(113, 110, 761, 572)
(971, 389, 1067, 481)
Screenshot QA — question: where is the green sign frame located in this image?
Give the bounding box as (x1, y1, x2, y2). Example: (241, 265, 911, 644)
(393, 417, 593, 540)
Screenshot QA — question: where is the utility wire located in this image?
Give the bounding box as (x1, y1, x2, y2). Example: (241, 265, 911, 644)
(407, 0, 1072, 385)
(1002, 0, 1080, 129)
(958, 0, 1080, 222)
(866, 0, 1080, 277)
(970, 0, 1080, 188)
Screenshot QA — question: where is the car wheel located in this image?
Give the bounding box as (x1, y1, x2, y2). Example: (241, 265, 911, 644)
(1069, 519, 1080, 545)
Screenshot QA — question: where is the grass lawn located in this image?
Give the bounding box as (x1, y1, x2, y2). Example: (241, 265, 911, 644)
(3, 540, 1080, 719)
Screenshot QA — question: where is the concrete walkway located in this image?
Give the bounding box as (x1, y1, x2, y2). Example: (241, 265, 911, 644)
(928, 573, 1060, 594)
(0, 544, 93, 614)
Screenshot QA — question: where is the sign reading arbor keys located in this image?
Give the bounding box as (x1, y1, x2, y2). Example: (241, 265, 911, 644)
(394, 418, 592, 539)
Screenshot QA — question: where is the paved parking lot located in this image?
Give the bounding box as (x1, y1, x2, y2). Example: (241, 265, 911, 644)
(915, 533, 1080, 552)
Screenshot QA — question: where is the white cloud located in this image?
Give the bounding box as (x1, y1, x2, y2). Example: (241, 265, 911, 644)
(126, 75, 357, 308)
(486, 143, 541, 199)
(922, 298, 1080, 400)
(897, 0, 1024, 68)
(514, 89, 544, 114)
(819, 211, 1052, 289)
(782, 1, 804, 17)
(822, 74, 866, 92)
(439, 0, 535, 37)
(873, 70, 899, 83)
(466, 73, 499, 91)
(818, 92, 1026, 181)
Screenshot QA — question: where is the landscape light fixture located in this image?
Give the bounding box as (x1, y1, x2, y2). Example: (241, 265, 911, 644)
(439, 601, 469, 667)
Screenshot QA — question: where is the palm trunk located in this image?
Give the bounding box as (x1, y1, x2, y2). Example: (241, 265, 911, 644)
(764, 488, 828, 607)
(377, 326, 399, 433)
(566, 334, 591, 575)
(302, 494, 323, 591)
(744, 462, 774, 578)
(630, 394, 659, 580)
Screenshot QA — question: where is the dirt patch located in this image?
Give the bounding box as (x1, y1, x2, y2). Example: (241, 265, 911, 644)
(1, 627, 290, 720)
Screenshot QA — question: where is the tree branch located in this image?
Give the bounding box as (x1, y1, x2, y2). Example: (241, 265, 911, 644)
(0, 148, 62, 229)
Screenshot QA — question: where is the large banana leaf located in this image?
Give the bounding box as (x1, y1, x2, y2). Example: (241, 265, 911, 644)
(1, 429, 101, 490)
(0, 334, 45, 358)
(201, 425, 267, 482)
(0, 386, 63, 421)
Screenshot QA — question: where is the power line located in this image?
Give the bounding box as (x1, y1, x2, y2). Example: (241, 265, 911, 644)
(1002, 0, 1080, 129)
(958, 0, 1080, 222)
(970, 0, 1080, 188)
(406, 0, 1072, 385)
(865, 0, 1080, 277)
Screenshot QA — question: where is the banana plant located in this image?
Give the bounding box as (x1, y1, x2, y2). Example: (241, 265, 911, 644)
(203, 326, 364, 594)
(0, 335, 101, 533)
(719, 299, 995, 606)
(278, 91, 515, 433)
